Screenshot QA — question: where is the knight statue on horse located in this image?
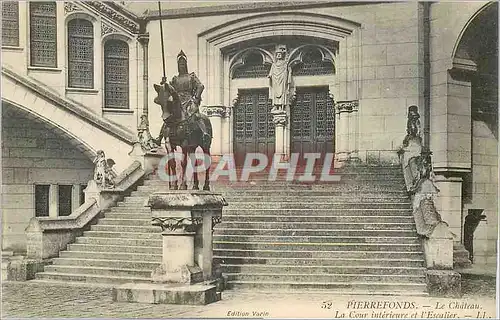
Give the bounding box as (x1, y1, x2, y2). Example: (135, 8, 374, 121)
(152, 50, 213, 191)
(155, 50, 210, 145)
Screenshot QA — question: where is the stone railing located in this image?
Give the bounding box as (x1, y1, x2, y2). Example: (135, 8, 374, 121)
(397, 106, 461, 297)
(25, 160, 146, 260)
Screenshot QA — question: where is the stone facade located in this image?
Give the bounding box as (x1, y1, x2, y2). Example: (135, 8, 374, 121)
(1, 1, 497, 269)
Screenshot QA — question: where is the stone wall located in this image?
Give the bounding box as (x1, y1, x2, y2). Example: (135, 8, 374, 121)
(1, 106, 93, 253)
(146, 2, 424, 161)
(466, 120, 498, 266)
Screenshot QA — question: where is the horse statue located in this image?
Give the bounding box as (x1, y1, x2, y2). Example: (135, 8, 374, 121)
(153, 82, 213, 190)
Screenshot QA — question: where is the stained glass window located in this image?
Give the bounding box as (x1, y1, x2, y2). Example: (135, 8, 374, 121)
(2, 2, 19, 46)
(233, 52, 271, 79)
(292, 48, 334, 76)
(29, 2, 57, 67)
(68, 19, 94, 88)
(104, 40, 129, 108)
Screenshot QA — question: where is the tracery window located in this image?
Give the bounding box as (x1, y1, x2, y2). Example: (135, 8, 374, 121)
(68, 19, 94, 88)
(233, 52, 271, 79)
(292, 48, 334, 76)
(104, 40, 129, 109)
(29, 2, 57, 67)
(2, 2, 19, 46)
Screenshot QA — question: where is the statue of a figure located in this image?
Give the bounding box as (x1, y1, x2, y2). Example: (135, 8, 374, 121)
(407, 105, 421, 137)
(93, 150, 116, 188)
(268, 44, 290, 112)
(156, 50, 209, 144)
(137, 114, 159, 151)
(403, 105, 421, 147)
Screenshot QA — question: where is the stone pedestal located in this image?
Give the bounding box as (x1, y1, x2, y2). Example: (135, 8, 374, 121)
(147, 191, 226, 282)
(113, 191, 227, 305)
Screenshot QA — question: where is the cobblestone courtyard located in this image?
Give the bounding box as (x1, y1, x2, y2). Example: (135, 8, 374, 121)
(1, 278, 497, 319)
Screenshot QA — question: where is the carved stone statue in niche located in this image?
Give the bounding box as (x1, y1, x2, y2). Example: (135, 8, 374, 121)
(268, 44, 291, 112)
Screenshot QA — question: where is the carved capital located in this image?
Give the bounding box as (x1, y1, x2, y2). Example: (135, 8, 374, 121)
(203, 106, 230, 118)
(271, 110, 288, 127)
(151, 217, 202, 232)
(64, 2, 82, 14)
(212, 214, 222, 230)
(335, 100, 359, 114)
(137, 33, 150, 46)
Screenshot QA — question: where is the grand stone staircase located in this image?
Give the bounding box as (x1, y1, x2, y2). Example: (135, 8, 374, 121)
(34, 165, 428, 295)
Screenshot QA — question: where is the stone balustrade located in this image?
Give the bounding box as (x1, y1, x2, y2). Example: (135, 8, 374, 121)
(25, 161, 146, 262)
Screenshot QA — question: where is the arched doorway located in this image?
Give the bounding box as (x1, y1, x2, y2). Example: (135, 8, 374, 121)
(229, 40, 337, 167)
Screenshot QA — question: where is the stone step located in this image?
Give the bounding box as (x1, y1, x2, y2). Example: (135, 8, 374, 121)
(143, 180, 405, 187)
(213, 256, 425, 268)
(225, 281, 428, 294)
(223, 203, 412, 209)
(213, 228, 418, 237)
(131, 190, 409, 197)
(107, 207, 151, 213)
(212, 249, 423, 259)
(138, 184, 407, 192)
(214, 241, 421, 252)
(75, 237, 162, 247)
(221, 208, 412, 216)
(97, 218, 154, 227)
(91, 225, 162, 233)
(83, 231, 160, 240)
(221, 215, 414, 223)
(35, 272, 151, 284)
(213, 235, 420, 244)
(225, 273, 426, 283)
(126, 194, 410, 202)
(43, 265, 152, 278)
(104, 213, 153, 220)
(52, 257, 159, 270)
(220, 264, 426, 276)
(114, 202, 414, 209)
(67, 244, 162, 254)
(216, 221, 416, 230)
(59, 251, 162, 262)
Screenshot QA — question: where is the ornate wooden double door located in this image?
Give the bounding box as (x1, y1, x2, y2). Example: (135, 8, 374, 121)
(233, 87, 335, 167)
(233, 89, 275, 166)
(290, 86, 335, 164)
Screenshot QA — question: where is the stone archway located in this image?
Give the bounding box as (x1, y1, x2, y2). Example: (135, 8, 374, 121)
(430, 2, 498, 266)
(454, 3, 498, 266)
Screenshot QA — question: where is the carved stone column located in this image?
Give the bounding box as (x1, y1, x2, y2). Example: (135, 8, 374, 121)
(137, 33, 150, 118)
(335, 100, 359, 167)
(202, 106, 229, 159)
(271, 110, 288, 161)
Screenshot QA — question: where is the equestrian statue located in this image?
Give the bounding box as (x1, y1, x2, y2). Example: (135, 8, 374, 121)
(153, 50, 213, 191)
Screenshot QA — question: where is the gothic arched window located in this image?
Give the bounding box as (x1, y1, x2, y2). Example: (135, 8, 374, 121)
(292, 48, 334, 76)
(67, 19, 94, 88)
(104, 40, 129, 109)
(2, 2, 19, 47)
(29, 2, 57, 67)
(233, 51, 271, 79)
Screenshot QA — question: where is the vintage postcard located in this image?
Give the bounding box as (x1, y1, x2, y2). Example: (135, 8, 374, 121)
(1, 0, 498, 319)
